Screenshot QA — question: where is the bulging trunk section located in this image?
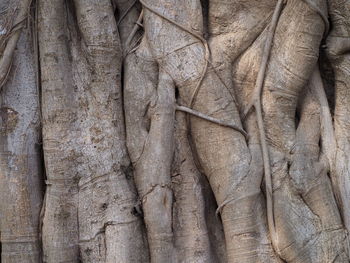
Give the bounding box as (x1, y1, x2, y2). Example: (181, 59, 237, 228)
(38, 0, 80, 260)
(39, 0, 148, 262)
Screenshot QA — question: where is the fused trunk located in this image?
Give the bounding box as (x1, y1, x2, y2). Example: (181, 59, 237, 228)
(1, 0, 350, 262)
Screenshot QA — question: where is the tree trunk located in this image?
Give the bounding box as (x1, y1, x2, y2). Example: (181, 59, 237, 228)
(0, 0, 350, 262)
(0, 2, 43, 261)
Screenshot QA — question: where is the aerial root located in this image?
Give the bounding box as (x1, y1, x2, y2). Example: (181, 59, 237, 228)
(176, 105, 248, 139)
(244, 0, 285, 246)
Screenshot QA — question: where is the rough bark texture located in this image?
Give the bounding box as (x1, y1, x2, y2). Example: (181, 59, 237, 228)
(1, 0, 350, 262)
(0, 22, 43, 263)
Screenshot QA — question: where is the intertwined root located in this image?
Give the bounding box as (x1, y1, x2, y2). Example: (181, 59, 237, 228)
(123, 0, 350, 262)
(232, 0, 349, 261)
(2, 0, 349, 262)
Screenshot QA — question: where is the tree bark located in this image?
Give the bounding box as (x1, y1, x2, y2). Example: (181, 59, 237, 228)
(0, 24, 43, 263)
(0, 0, 350, 262)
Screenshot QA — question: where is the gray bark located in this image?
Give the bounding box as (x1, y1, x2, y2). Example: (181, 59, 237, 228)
(0, 0, 350, 262)
(38, 0, 148, 261)
(0, 18, 43, 263)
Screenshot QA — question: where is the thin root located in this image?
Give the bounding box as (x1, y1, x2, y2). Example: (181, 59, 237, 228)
(176, 105, 248, 139)
(245, 0, 285, 246)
